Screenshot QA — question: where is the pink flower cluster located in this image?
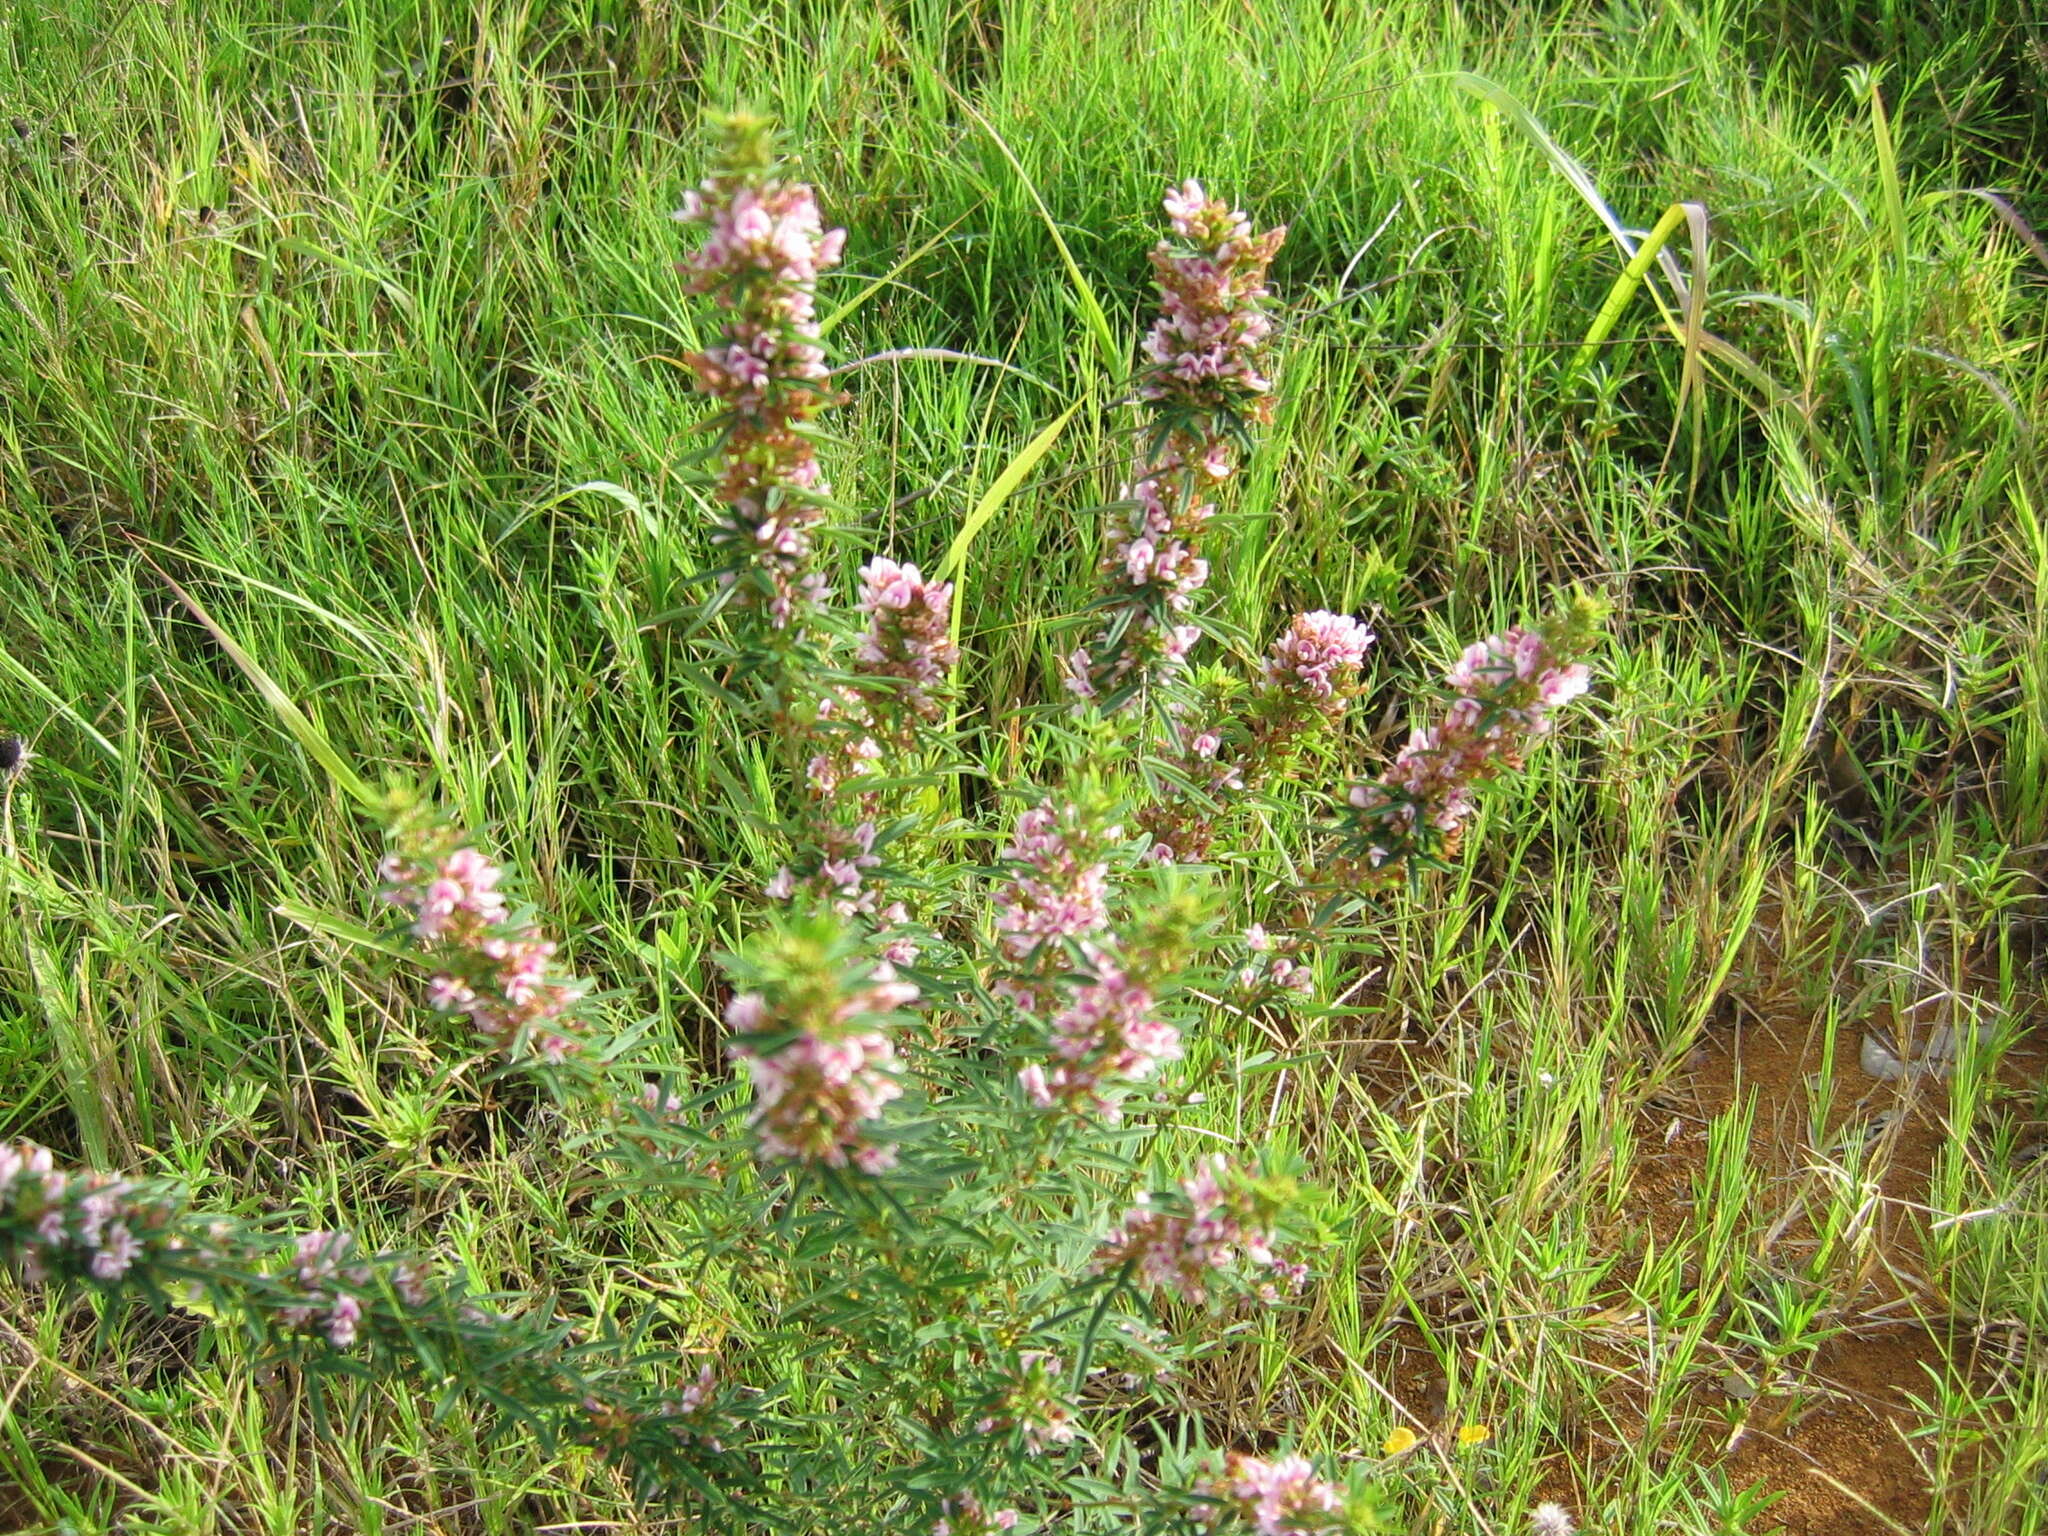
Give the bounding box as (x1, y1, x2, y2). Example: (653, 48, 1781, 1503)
(764, 821, 924, 968)
(991, 800, 1117, 996)
(991, 801, 1193, 1116)
(856, 558, 959, 725)
(725, 964, 914, 1172)
(1444, 626, 1594, 726)
(1136, 705, 1247, 865)
(1145, 180, 1287, 419)
(803, 686, 886, 799)
(1261, 611, 1374, 712)
(380, 830, 586, 1062)
(757, 562, 956, 936)
(1068, 181, 1286, 700)
(1137, 609, 1370, 865)
(277, 1230, 375, 1347)
(1064, 476, 1210, 699)
(0, 1146, 414, 1352)
(798, 561, 953, 788)
(1345, 623, 1592, 869)
(1205, 1452, 1347, 1535)
(0, 1142, 166, 1286)
(1017, 962, 1182, 1121)
(1095, 1155, 1307, 1306)
(977, 1349, 1077, 1455)
(1235, 924, 1315, 1002)
(933, 1492, 1018, 1536)
(676, 116, 848, 627)
(655, 1362, 729, 1450)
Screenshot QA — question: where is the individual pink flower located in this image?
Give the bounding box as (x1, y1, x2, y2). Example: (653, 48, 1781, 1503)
(1016, 1062, 1052, 1107)
(89, 1223, 140, 1280)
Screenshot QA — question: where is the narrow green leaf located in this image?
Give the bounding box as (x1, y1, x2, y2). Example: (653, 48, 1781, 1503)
(943, 86, 1121, 380)
(1570, 201, 1692, 377)
(935, 399, 1085, 646)
(137, 552, 380, 811)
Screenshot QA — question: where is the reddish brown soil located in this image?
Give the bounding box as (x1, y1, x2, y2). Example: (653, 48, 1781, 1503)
(1625, 1003, 2041, 1535)
(1341, 990, 2042, 1536)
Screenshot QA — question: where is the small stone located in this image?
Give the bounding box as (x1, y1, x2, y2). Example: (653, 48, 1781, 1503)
(1921, 1024, 1985, 1074)
(1860, 1030, 1909, 1082)
(1859, 1023, 1989, 1082)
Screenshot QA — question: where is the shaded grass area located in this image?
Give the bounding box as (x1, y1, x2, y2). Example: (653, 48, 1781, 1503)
(0, 0, 2044, 1531)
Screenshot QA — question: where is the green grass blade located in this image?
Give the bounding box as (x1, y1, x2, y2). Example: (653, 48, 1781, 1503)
(137, 551, 380, 812)
(1570, 201, 1692, 378)
(944, 87, 1121, 381)
(936, 398, 1086, 646)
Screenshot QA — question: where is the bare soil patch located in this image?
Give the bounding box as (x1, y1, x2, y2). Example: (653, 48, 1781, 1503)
(1632, 999, 2042, 1534)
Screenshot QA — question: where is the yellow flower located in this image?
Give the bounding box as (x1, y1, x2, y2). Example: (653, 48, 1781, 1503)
(1457, 1423, 1492, 1448)
(1381, 1426, 1421, 1456)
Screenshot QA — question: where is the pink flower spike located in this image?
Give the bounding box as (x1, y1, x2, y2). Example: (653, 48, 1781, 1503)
(380, 822, 590, 1064)
(1214, 1451, 1345, 1535)
(1340, 617, 1597, 874)
(855, 558, 960, 721)
(726, 956, 912, 1172)
(676, 119, 848, 629)
(1073, 178, 1286, 701)
(1094, 1153, 1300, 1306)
(1262, 610, 1374, 710)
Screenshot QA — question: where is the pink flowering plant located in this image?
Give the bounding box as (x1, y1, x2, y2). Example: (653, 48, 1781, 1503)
(0, 1141, 741, 1492)
(0, 114, 1607, 1535)
(673, 111, 847, 633)
(1336, 598, 1605, 880)
(1136, 609, 1378, 864)
(1067, 181, 1287, 706)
